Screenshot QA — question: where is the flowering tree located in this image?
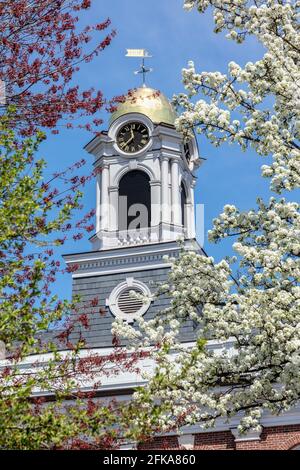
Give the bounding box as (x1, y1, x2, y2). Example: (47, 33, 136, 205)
(0, 1, 149, 450)
(115, 0, 300, 437)
(0, 115, 146, 449)
(0, 0, 115, 135)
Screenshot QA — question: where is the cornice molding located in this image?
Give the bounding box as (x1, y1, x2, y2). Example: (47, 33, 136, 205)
(63, 240, 203, 278)
(69, 251, 177, 278)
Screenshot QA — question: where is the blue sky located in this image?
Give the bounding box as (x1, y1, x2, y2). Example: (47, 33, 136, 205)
(40, 0, 273, 300)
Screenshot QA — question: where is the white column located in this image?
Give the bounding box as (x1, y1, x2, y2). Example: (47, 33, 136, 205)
(171, 157, 181, 226)
(100, 164, 109, 231)
(161, 155, 170, 224)
(95, 170, 101, 233)
(187, 183, 196, 238)
(150, 180, 161, 227)
(109, 186, 118, 232)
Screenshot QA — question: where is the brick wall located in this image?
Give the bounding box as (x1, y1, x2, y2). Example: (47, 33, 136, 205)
(236, 425, 300, 450)
(138, 436, 179, 450)
(194, 431, 235, 450)
(138, 425, 300, 450)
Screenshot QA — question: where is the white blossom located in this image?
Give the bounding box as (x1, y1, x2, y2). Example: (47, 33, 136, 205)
(114, 0, 300, 435)
(176, 1, 300, 194)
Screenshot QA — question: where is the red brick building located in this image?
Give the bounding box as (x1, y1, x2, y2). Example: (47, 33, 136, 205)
(137, 425, 300, 451)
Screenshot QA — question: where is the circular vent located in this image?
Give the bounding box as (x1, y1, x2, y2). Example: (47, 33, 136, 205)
(117, 288, 144, 315)
(107, 278, 152, 324)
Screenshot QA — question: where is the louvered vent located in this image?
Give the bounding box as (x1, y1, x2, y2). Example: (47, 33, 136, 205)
(117, 288, 144, 315)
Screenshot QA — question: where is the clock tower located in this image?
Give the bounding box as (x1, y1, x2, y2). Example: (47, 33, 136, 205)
(63, 86, 203, 345)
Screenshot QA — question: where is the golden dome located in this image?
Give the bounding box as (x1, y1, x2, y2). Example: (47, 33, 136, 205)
(110, 87, 177, 126)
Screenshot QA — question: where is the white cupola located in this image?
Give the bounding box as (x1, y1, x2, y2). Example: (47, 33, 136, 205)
(85, 87, 202, 250)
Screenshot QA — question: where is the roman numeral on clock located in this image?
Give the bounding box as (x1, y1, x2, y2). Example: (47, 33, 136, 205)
(117, 122, 150, 153)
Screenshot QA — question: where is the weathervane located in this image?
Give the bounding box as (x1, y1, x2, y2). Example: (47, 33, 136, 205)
(126, 49, 153, 87)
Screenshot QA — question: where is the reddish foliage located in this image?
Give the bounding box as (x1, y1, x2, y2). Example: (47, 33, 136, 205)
(1, 367, 11, 378)
(66, 263, 79, 273)
(99, 307, 106, 316)
(78, 313, 89, 329)
(90, 297, 99, 307)
(0, 1, 116, 135)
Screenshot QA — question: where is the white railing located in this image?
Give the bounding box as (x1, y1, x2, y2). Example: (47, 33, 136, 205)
(117, 227, 151, 247)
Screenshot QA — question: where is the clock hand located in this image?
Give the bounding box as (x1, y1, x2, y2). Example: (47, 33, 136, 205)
(123, 135, 134, 147)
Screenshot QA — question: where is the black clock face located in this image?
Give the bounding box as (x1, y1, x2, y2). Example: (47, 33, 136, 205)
(117, 122, 150, 153)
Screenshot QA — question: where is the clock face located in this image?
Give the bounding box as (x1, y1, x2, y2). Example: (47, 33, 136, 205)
(117, 122, 150, 154)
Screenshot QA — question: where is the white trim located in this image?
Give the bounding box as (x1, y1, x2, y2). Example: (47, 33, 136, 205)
(230, 427, 262, 442)
(7, 340, 300, 435)
(64, 240, 203, 277)
(119, 442, 137, 450)
(113, 161, 155, 187)
(171, 157, 181, 225)
(109, 114, 154, 159)
(106, 277, 152, 324)
(71, 263, 171, 278)
(64, 240, 188, 262)
(178, 434, 195, 450)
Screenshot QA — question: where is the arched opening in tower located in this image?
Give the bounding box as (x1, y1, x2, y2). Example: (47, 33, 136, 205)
(118, 170, 151, 231)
